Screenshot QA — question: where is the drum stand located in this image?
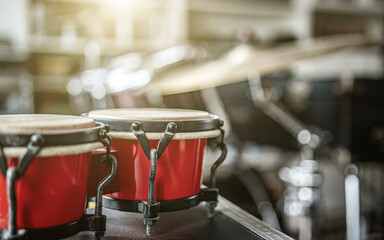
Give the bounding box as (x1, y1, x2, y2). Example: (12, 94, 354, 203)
(102, 121, 227, 235)
(0, 124, 117, 240)
(344, 164, 360, 240)
(248, 73, 324, 240)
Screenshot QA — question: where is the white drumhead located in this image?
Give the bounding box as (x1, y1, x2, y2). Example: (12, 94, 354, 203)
(0, 114, 96, 134)
(88, 108, 221, 140)
(0, 114, 102, 157)
(88, 108, 210, 121)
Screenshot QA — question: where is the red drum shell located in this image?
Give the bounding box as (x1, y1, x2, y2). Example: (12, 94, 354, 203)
(105, 138, 207, 200)
(0, 153, 91, 229)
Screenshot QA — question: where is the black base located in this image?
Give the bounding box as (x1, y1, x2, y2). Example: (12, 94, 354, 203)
(0, 214, 106, 240)
(103, 188, 219, 213)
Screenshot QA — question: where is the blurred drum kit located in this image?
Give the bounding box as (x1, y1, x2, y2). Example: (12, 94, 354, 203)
(0, 34, 382, 239)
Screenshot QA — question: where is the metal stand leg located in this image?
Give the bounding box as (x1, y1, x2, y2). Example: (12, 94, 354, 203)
(95, 152, 117, 216)
(92, 130, 118, 239)
(5, 167, 22, 240)
(93, 155, 117, 239)
(144, 149, 159, 236)
(208, 128, 227, 218)
(345, 164, 360, 240)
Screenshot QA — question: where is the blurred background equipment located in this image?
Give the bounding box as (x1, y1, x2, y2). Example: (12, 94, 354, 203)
(0, 0, 383, 239)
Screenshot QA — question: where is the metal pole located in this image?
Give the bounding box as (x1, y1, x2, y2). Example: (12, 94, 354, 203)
(345, 164, 360, 240)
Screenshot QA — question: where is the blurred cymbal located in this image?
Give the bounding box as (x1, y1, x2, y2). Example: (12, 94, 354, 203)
(141, 34, 368, 96)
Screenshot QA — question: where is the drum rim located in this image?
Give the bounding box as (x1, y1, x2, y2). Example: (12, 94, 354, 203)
(0, 122, 106, 147)
(89, 114, 222, 133)
(3, 142, 104, 158)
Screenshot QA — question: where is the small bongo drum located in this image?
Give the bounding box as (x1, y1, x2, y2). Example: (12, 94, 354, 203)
(0, 114, 116, 240)
(87, 108, 227, 235)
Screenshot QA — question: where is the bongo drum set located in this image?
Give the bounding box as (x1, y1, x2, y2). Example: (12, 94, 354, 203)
(0, 108, 227, 239)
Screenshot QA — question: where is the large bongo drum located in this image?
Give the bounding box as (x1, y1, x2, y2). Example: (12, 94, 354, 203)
(0, 114, 116, 240)
(87, 108, 227, 235)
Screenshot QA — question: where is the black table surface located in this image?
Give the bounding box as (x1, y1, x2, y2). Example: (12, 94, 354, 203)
(65, 197, 292, 240)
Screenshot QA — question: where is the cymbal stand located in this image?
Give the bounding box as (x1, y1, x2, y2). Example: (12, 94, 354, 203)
(248, 73, 324, 240)
(344, 164, 360, 240)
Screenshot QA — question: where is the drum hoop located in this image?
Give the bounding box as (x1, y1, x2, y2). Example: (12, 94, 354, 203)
(91, 114, 222, 133)
(107, 130, 221, 140)
(0, 122, 106, 147)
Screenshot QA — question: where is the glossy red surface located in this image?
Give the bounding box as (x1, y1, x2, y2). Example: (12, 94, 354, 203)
(0, 153, 91, 229)
(106, 139, 207, 200)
